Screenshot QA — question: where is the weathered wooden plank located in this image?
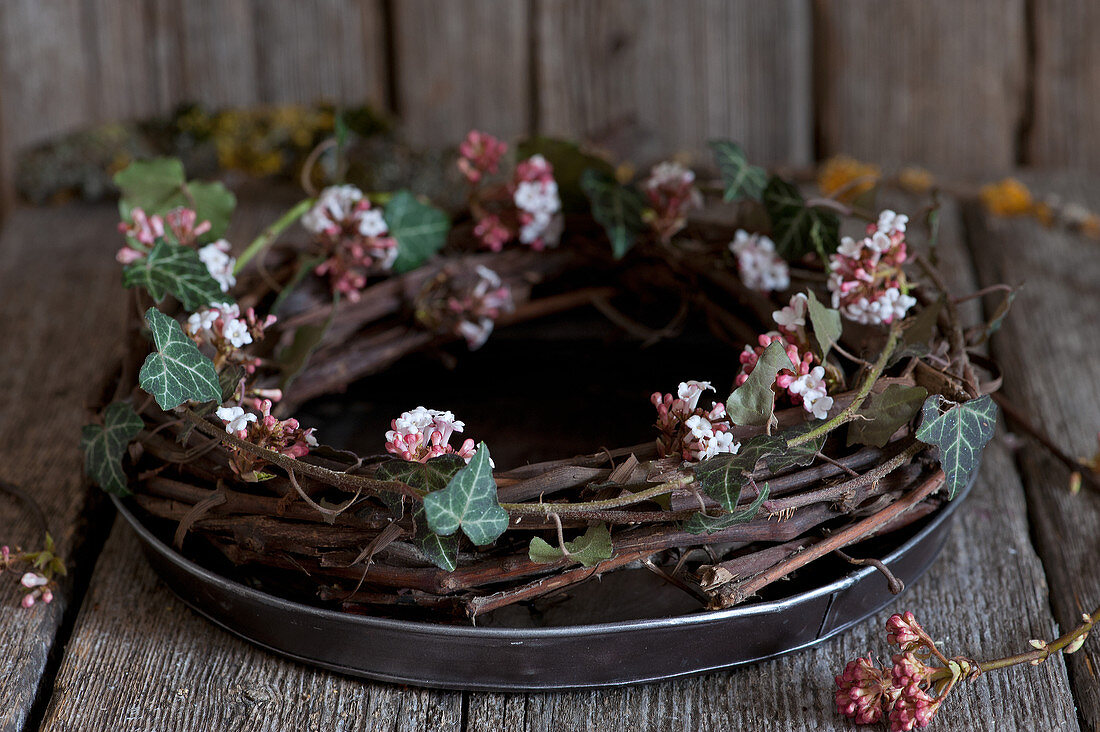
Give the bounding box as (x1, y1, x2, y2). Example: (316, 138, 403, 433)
(39, 522, 464, 732)
(814, 0, 1026, 176)
(393, 0, 530, 146)
(171, 0, 259, 109)
(535, 0, 812, 166)
(82, 0, 165, 123)
(964, 171, 1100, 729)
(0, 205, 128, 732)
(467, 195, 1076, 730)
(1028, 0, 1100, 169)
(250, 0, 387, 107)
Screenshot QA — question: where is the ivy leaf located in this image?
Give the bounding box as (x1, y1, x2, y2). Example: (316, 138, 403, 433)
(417, 524, 460, 572)
(848, 384, 929, 448)
(114, 158, 235, 239)
(529, 523, 613, 567)
(385, 190, 450, 273)
(915, 394, 997, 499)
(192, 364, 246, 419)
(763, 176, 840, 260)
(726, 340, 794, 427)
(693, 433, 784, 510)
(122, 239, 225, 311)
(517, 136, 615, 212)
(422, 443, 508, 545)
(138, 308, 221, 410)
(81, 401, 144, 496)
(766, 422, 825, 473)
(580, 168, 647, 259)
(709, 140, 767, 201)
(683, 483, 770, 535)
(377, 454, 467, 493)
(890, 298, 943, 366)
(806, 290, 842, 361)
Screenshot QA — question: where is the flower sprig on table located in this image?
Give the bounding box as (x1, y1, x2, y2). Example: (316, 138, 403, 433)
(837, 608, 1099, 730)
(2, 534, 66, 609)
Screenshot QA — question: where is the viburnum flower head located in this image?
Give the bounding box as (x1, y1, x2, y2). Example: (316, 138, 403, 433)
(737, 333, 833, 420)
(652, 381, 740, 461)
(730, 230, 790, 292)
(827, 209, 917, 325)
(835, 656, 896, 726)
(304, 185, 399, 300)
(511, 155, 563, 250)
(457, 130, 508, 184)
(385, 407, 477, 463)
(197, 239, 237, 292)
(643, 161, 703, 242)
(216, 400, 318, 476)
(187, 303, 276, 372)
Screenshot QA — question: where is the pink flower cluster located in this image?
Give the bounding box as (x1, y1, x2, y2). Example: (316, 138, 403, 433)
(737, 332, 834, 420)
(216, 399, 318, 478)
(385, 407, 477, 463)
(457, 130, 508, 184)
(117, 207, 235, 295)
(2, 544, 57, 609)
(828, 209, 917, 325)
(836, 612, 960, 731)
(449, 265, 514, 350)
(651, 381, 740, 462)
(730, 230, 790, 292)
(460, 130, 563, 252)
(186, 302, 276, 373)
(303, 185, 399, 302)
(642, 161, 703, 243)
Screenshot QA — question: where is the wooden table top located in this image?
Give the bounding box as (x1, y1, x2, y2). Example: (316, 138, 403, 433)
(1, 175, 1097, 731)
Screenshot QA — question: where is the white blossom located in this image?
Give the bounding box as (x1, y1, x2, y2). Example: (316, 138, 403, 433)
(837, 236, 864, 259)
(198, 239, 237, 293)
(730, 230, 790, 292)
(805, 393, 834, 420)
(876, 209, 908, 236)
(357, 208, 389, 238)
(303, 185, 365, 234)
(773, 293, 808, 330)
(222, 318, 252, 348)
(20, 572, 48, 588)
(677, 381, 714, 412)
(216, 406, 257, 434)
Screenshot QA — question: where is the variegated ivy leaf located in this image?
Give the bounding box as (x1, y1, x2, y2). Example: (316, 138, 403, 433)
(709, 140, 767, 201)
(580, 168, 647, 259)
(915, 394, 997, 499)
(848, 384, 929, 448)
(377, 456, 469, 571)
(385, 190, 450, 274)
(81, 401, 144, 496)
(763, 176, 840, 260)
(138, 308, 221, 410)
(529, 523, 613, 567)
(692, 433, 784, 511)
(766, 422, 826, 473)
(683, 483, 770, 535)
(726, 340, 793, 427)
(806, 291, 842, 361)
(422, 443, 508, 546)
(122, 239, 225, 311)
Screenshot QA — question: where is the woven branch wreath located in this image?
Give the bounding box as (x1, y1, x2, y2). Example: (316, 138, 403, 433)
(83, 133, 1005, 621)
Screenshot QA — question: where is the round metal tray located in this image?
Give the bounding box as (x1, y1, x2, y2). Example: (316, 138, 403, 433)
(112, 477, 970, 691)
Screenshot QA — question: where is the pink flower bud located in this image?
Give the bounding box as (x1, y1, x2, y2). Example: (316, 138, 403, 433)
(21, 572, 48, 588)
(21, 593, 35, 609)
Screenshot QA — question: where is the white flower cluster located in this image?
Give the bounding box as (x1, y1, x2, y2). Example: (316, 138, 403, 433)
(386, 406, 466, 446)
(730, 230, 790, 292)
(302, 185, 365, 234)
(828, 209, 916, 326)
(198, 239, 237, 293)
(683, 412, 739, 461)
(187, 302, 252, 348)
(455, 265, 513, 350)
(645, 161, 696, 191)
(789, 366, 834, 420)
(513, 158, 562, 246)
(839, 287, 918, 326)
(216, 405, 257, 434)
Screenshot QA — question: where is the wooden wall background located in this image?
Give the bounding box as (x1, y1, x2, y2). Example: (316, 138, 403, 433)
(0, 0, 1090, 211)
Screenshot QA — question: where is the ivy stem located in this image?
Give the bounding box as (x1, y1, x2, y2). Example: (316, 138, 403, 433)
(787, 321, 904, 449)
(233, 198, 314, 275)
(500, 478, 692, 516)
(976, 605, 1100, 674)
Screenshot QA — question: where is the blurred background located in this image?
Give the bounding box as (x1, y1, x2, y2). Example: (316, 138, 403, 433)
(0, 0, 1088, 217)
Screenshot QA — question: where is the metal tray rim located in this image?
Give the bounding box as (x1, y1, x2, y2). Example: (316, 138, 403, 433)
(111, 476, 971, 640)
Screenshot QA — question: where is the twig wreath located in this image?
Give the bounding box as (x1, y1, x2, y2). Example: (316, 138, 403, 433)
(80, 132, 1008, 623)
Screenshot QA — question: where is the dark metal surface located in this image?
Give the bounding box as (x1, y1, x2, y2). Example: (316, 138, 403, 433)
(111, 478, 971, 691)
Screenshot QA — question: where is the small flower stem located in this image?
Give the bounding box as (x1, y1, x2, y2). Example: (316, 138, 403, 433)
(233, 198, 314, 275)
(787, 321, 904, 449)
(977, 605, 1100, 674)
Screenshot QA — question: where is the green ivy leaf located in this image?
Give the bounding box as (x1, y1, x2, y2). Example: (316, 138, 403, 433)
(385, 190, 450, 273)
(377, 456, 467, 571)
(580, 168, 647, 259)
(848, 384, 929, 448)
(422, 443, 508, 545)
(763, 176, 840, 260)
(726, 340, 794, 427)
(693, 433, 784, 510)
(709, 140, 767, 201)
(114, 158, 235, 240)
(766, 422, 825, 473)
(915, 394, 997, 499)
(806, 290, 842, 361)
(138, 308, 221, 410)
(517, 137, 615, 213)
(192, 364, 246, 419)
(890, 298, 943, 366)
(683, 483, 770, 535)
(122, 239, 225, 310)
(81, 401, 144, 496)
(529, 523, 613, 567)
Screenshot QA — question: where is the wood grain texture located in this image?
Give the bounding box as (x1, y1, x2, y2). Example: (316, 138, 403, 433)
(964, 171, 1100, 730)
(0, 205, 128, 732)
(535, 0, 813, 166)
(1028, 0, 1100, 169)
(814, 0, 1027, 177)
(393, 0, 530, 145)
